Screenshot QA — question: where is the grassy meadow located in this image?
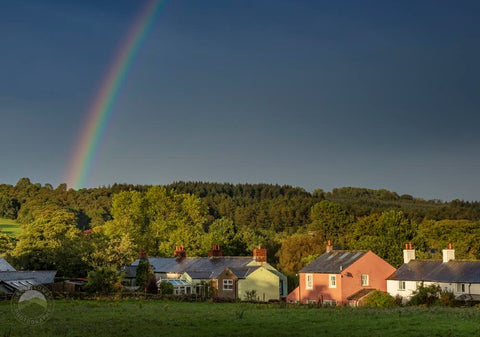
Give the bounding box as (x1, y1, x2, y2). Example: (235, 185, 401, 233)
(1, 300, 480, 337)
(0, 218, 22, 237)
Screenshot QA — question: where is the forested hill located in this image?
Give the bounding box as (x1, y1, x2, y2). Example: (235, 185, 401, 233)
(2, 178, 480, 279)
(1, 179, 480, 231)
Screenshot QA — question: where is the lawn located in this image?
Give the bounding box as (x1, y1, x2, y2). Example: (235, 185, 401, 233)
(1, 300, 480, 337)
(0, 217, 22, 237)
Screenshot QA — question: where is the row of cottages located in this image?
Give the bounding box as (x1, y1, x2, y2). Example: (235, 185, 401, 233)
(388, 243, 480, 303)
(286, 242, 396, 306)
(125, 245, 288, 302)
(0, 257, 56, 295)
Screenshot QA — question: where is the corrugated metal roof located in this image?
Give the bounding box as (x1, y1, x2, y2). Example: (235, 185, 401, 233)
(387, 260, 480, 283)
(299, 251, 368, 273)
(0, 270, 56, 284)
(0, 258, 15, 272)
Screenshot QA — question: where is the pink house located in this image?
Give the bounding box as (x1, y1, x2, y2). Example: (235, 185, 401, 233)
(287, 245, 396, 306)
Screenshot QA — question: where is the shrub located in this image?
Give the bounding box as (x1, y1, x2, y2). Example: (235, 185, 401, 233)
(407, 284, 441, 306)
(159, 281, 174, 295)
(244, 290, 258, 302)
(362, 291, 397, 307)
(145, 276, 158, 294)
(439, 290, 458, 307)
(135, 259, 153, 291)
(85, 268, 121, 294)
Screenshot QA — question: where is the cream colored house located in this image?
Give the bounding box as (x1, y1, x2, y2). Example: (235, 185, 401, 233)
(387, 244, 480, 303)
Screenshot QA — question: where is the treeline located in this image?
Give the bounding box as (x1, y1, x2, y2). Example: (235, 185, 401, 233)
(1, 178, 480, 283)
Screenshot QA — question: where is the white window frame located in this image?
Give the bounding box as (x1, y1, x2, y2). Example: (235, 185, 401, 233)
(306, 274, 313, 290)
(323, 299, 337, 307)
(361, 274, 369, 286)
(223, 279, 233, 291)
(456, 283, 466, 293)
(329, 274, 337, 288)
(398, 281, 406, 291)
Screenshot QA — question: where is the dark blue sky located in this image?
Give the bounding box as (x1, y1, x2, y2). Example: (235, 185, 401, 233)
(1, 0, 479, 201)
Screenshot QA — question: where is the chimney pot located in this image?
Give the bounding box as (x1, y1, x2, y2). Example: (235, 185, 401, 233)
(443, 244, 455, 263)
(326, 240, 333, 252)
(403, 243, 415, 264)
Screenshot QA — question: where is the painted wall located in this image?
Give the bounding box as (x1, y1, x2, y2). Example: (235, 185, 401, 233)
(387, 280, 418, 301)
(297, 272, 342, 304)
(388, 280, 480, 302)
(341, 251, 396, 303)
(238, 267, 280, 302)
(296, 251, 396, 304)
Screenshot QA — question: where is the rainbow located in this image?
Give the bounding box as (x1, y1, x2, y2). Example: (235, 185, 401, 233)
(65, 0, 165, 189)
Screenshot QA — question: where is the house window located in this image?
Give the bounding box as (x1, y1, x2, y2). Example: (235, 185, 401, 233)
(361, 274, 369, 286)
(223, 279, 233, 291)
(306, 274, 313, 290)
(329, 275, 337, 288)
(323, 299, 337, 307)
(398, 281, 406, 291)
(456, 283, 466, 293)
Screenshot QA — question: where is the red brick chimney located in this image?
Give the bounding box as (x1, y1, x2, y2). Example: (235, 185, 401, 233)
(139, 249, 148, 260)
(253, 245, 267, 263)
(326, 240, 333, 253)
(174, 244, 186, 258)
(208, 244, 223, 257)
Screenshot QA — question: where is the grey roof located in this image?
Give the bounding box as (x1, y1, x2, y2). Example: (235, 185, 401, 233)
(228, 267, 259, 279)
(300, 251, 368, 274)
(387, 260, 480, 283)
(0, 258, 15, 272)
(122, 265, 138, 278)
(131, 257, 263, 279)
(185, 270, 214, 279)
(0, 270, 57, 284)
(347, 288, 376, 301)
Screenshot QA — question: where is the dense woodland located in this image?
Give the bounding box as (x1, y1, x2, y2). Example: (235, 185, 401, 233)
(1, 178, 480, 291)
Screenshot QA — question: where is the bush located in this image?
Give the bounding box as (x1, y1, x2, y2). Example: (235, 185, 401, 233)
(244, 290, 258, 302)
(362, 291, 397, 307)
(85, 268, 121, 294)
(145, 277, 158, 294)
(407, 284, 441, 306)
(159, 281, 174, 295)
(439, 290, 458, 307)
(135, 259, 153, 291)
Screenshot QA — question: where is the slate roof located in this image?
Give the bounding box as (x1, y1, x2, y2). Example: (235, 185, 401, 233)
(347, 288, 376, 301)
(0, 270, 57, 284)
(122, 265, 138, 278)
(0, 258, 15, 272)
(130, 257, 263, 280)
(299, 251, 368, 274)
(387, 260, 480, 283)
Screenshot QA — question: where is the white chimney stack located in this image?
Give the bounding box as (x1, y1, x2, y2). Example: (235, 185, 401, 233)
(403, 243, 415, 264)
(442, 243, 455, 263)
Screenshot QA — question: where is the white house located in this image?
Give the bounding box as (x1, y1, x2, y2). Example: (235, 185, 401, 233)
(387, 243, 480, 303)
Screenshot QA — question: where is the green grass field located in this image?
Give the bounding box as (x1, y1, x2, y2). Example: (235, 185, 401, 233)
(0, 217, 22, 237)
(1, 300, 480, 336)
